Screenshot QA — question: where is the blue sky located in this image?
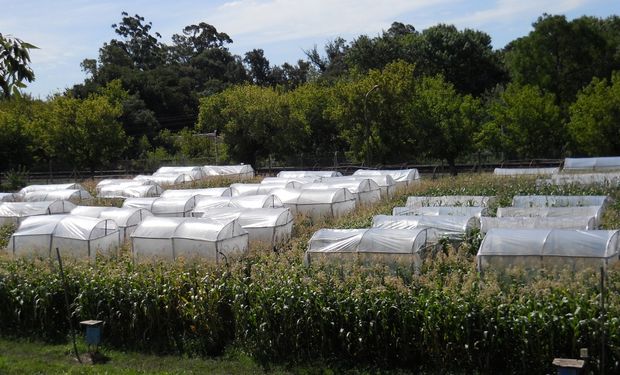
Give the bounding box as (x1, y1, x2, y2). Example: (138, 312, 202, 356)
(2, 0, 618, 98)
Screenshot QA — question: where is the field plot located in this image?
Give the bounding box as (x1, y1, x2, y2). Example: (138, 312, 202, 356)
(1, 173, 620, 373)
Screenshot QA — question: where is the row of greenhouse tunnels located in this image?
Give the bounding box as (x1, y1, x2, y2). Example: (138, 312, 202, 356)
(1, 156, 620, 272)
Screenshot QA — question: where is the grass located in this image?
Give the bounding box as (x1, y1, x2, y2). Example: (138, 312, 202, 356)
(0, 337, 285, 375)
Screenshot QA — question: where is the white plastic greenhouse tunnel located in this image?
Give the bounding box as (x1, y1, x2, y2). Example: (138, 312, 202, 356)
(231, 182, 303, 196)
(493, 167, 560, 176)
(563, 157, 620, 171)
(479, 216, 596, 234)
(192, 195, 283, 215)
(155, 166, 206, 180)
(160, 187, 233, 199)
(323, 175, 396, 199)
(302, 180, 381, 206)
(98, 183, 163, 198)
(353, 168, 420, 190)
(202, 165, 255, 179)
(276, 170, 342, 178)
(23, 189, 93, 203)
(542, 173, 620, 186)
(372, 214, 480, 240)
(406, 195, 495, 208)
(70, 206, 153, 240)
(122, 197, 197, 217)
(195, 207, 293, 248)
(0, 193, 18, 202)
(0, 200, 76, 226)
(477, 228, 620, 272)
(312, 177, 383, 205)
(130, 216, 249, 262)
(19, 183, 85, 195)
(511, 195, 611, 208)
(95, 178, 155, 193)
(260, 176, 320, 185)
(496, 206, 604, 227)
(9, 215, 120, 261)
(393, 206, 486, 218)
(271, 188, 357, 220)
(305, 228, 437, 269)
(134, 173, 194, 185)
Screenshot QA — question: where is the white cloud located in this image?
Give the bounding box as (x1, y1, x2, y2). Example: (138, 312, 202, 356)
(208, 0, 450, 45)
(447, 0, 589, 27)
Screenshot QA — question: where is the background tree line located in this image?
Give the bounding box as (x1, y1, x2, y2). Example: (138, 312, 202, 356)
(1, 13, 619, 174)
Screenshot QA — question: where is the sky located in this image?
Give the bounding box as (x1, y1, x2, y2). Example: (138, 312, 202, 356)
(2, 0, 618, 98)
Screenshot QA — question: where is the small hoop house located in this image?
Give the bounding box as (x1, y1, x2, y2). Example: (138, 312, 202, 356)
(71, 206, 153, 240)
(160, 188, 232, 199)
(544, 173, 620, 186)
(9, 215, 120, 261)
(203, 165, 255, 179)
(230, 183, 286, 196)
(155, 166, 206, 180)
(134, 174, 194, 185)
(196, 207, 293, 247)
(192, 195, 283, 215)
(123, 197, 196, 217)
(0, 193, 18, 202)
(99, 183, 163, 198)
(477, 229, 620, 272)
(406, 195, 495, 208)
(23, 189, 93, 203)
(493, 168, 559, 176)
(272, 188, 356, 220)
(564, 157, 620, 171)
(0, 200, 76, 226)
(393, 206, 486, 218)
(314, 178, 383, 205)
(496, 206, 603, 227)
(20, 183, 84, 195)
(480, 216, 596, 234)
(511, 195, 611, 208)
(96, 179, 155, 193)
(372, 214, 479, 240)
(131, 216, 249, 262)
(261, 176, 320, 185)
(353, 169, 420, 189)
(305, 228, 435, 268)
(277, 170, 342, 178)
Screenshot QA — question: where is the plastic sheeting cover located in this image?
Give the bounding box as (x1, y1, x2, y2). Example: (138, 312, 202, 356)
(494, 168, 559, 176)
(20, 183, 83, 194)
(160, 188, 232, 198)
(277, 170, 342, 178)
(480, 216, 595, 234)
(353, 169, 420, 182)
(0, 193, 18, 202)
(511, 195, 610, 208)
(372, 215, 479, 237)
(308, 228, 432, 254)
(393, 206, 486, 217)
(123, 197, 159, 210)
(155, 166, 206, 180)
(564, 157, 620, 171)
(24, 189, 92, 202)
(406, 195, 494, 207)
(478, 228, 620, 259)
(198, 207, 293, 228)
(11, 215, 117, 240)
(0, 200, 76, 217)
(99, 184, 163, 198)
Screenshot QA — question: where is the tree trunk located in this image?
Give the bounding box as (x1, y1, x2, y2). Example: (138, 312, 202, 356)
(447, 157, 458, 176)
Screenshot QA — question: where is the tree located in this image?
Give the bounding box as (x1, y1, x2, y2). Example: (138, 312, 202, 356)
(0, 97, 38, 169)
(567, 73, 620, 156)
(0, 34, 37, 99)
(243, 49, 272, 86)
(304, 37, 349, 80)
(327, 60, 418, 165)
(109, 12, 164, 70)
(478, 83, 564, 160)
(504, 14, 619, 107)
(412, 75, 481, 175)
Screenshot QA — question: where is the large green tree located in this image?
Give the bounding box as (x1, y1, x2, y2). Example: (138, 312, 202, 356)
(567, 73, 620, 156)
(504, 14, 620, 107)
(477, 83, 564, 159)
(412, 75, 481, 175)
